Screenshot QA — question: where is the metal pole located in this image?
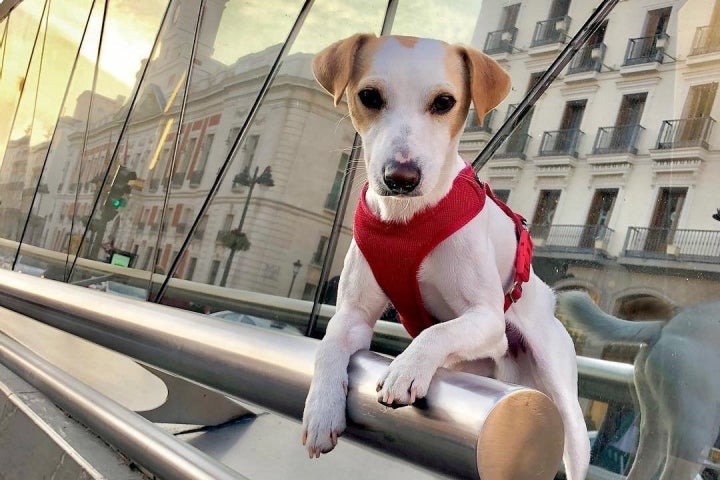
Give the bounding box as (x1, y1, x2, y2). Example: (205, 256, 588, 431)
(219, 166, 257, 287)
(0, 330, 246, 480)
(0, 270, 564, 480)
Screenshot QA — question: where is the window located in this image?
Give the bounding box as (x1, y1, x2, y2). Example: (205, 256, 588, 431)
(580, 189, 618, 248)
(324, 154, 347, 211)
(530, 190, 561, 239)
(311, 236, 328, 266)
(240, 134, 259, 172)
(207, 260, 221, 285)
(185, 257, 197, 280)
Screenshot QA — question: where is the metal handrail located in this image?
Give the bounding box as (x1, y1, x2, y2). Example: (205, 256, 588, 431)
(0, 269, 565, 479)
(0, 330, 246, 480)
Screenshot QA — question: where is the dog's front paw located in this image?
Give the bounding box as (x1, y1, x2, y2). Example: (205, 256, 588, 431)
(376, 350, 436, 406)
(301, 380, 348, 458)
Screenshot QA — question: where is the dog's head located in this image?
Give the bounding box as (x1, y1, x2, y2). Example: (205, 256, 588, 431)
(313, 34, 510, 201)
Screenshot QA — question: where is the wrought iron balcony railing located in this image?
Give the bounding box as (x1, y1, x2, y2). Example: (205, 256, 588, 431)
(531, 16, 570, 47)
(148, 178, 160, 191)
(690, 25, 720, 56)
(464, 109, 494, 133)
(175, 223, 187, 234)
(656, 116, 715, 150)
(484, 27, 518, 55)
(538, 128, 583, 157)
(623, 226, 720, 263)
(592, 124, 644, 155)
(494, 132, 531, 160)
(530, 224, 614, 253)
(567, 43, 605, 74)
(623, 33, 668, 66)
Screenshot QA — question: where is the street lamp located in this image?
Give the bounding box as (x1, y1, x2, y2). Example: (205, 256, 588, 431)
(219, 164, 274, 287)
(287, 259, 302, 297)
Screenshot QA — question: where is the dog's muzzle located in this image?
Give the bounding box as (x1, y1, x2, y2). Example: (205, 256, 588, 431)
(382, 161, 421, 195)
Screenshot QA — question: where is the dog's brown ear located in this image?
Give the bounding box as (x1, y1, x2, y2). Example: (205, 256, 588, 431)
(313, 33, 375, 106)
(459, 46, 511, 123)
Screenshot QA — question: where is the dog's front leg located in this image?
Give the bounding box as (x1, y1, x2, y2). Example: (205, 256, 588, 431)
(302, 244, 388, 457)
(377, 305, 507, 406)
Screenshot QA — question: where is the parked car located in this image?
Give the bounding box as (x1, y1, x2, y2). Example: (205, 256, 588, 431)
(209, 310, 302, 335)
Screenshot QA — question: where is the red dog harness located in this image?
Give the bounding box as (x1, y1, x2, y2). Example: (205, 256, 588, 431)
(353, 165, 533, 343)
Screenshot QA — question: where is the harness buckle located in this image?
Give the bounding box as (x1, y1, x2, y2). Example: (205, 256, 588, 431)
(507, 281, 523, 304)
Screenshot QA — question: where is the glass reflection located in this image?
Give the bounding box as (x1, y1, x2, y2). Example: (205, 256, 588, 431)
(157, 0, 385, 326)
(0, 0, 719, 477)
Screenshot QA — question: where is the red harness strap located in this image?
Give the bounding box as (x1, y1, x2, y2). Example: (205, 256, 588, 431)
(482, 184, 533, 311)
(353, 165, 533, 341)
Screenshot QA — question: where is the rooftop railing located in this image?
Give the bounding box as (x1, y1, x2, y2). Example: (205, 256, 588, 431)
(592, 124, 644, 155)
(0, 269, 566, 480)
(656, 116, 715, 150)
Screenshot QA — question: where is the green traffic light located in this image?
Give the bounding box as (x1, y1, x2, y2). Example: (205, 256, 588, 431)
(111, 198, 127, 208)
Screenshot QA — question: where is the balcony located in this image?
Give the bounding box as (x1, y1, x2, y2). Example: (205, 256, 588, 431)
(656, 117, 715, 150)
(567, 43, 605, 76)
(176, 223, 187, 234)
(483, 27, 518, 56)
(465, 109, 494, 133)
(538, 129, 582, 157)
(530, 16, 570, 48)
(690, 25, 720, 57)
(531, 224, 614, 257)
(623, 227, 720, 266)
(193, 229, 205, 240)
(622, 33, 667, 67)
(494, 132, 531, 160)
(592, 124, 644, 155)
(148, 178, 160, 192)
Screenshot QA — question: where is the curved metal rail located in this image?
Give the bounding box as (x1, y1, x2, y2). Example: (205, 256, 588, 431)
(0, 329, 246, 480)
(0, 269, 564, 479)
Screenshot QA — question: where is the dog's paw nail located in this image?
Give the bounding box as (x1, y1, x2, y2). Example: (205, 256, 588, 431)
(331, 431, 338, 446)
(301, 430, 308, 445)
(343, 381, 348, 395)
(376, 383, 383, 392)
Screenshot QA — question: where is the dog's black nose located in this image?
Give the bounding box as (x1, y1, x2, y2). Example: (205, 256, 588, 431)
(383, 162, 420, 194)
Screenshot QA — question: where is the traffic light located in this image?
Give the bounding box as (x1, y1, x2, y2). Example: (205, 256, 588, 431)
(100, 165, 137, 222)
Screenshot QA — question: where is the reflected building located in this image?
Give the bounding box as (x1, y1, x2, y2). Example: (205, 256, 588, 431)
(21, 0, 357, 298)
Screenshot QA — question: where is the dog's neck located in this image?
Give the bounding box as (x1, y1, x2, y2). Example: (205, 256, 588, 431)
(364, 155, 466, 223)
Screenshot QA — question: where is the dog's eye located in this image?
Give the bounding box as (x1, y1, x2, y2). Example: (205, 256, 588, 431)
(430, 94, 456, 115)
(358, 88, 384, 110)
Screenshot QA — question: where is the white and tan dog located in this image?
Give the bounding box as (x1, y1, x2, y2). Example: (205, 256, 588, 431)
(302, 34, 590, 480)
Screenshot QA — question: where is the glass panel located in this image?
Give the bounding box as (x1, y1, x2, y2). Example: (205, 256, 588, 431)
(157, 0, 386, 333)
(3, 1, 720, 477)
(13, 0, 168, 284)
(0, 0, 48, 264)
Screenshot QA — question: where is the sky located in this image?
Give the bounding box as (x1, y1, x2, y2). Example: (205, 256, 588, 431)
(0, 0, 483, 160)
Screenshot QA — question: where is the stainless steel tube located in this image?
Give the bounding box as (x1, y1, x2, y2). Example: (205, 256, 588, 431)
(0, 329, 246, 480)
(0, 270, 564, 479)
